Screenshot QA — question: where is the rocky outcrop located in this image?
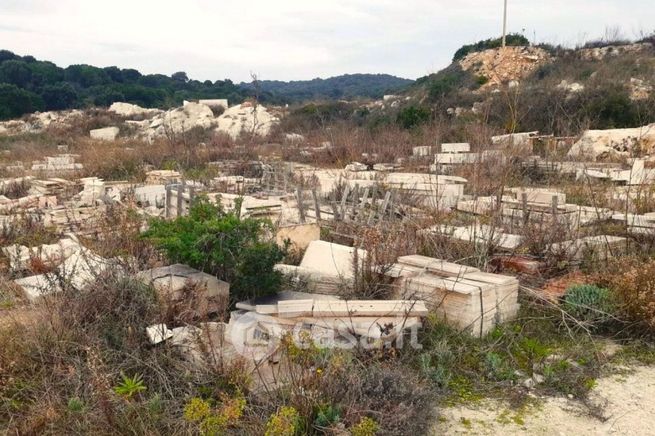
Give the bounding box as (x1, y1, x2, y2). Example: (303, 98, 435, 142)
(109, 102, 161, 118)
(215, 102, 279, 139)
(459, 46, 550, 89)
(568, 124, 655, 159)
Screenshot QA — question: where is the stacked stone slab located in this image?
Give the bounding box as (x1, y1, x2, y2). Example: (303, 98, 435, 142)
(232, 294, 427, 348)
(384, 255, 520, 337)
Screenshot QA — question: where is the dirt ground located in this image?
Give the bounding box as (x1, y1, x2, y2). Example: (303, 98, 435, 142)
(432, 366, 655, 435)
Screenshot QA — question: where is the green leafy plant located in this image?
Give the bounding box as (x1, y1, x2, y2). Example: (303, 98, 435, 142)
(143, 197, 287, 302)
(314, 403, 341, 428)
(113, 373, 147, 399)
(563, 284, 616, 326)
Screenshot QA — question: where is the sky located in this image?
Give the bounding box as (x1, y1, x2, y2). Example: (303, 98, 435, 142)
(2, 0, 654, 83)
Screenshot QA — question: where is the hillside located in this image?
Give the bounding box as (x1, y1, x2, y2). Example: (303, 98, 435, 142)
(240, 73, 413, 104)
(406, 37, 655, 135)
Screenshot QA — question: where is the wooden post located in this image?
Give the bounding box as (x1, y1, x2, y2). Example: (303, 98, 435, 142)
(176, 184, 184, 218)
(311, 189, 322, 221)
(340, 184, 351, 219)
(331, 201, 340, 221)
(359, 188, 370, 223)
(296, 188, 306, 223)
(346, 184, 359, 221)
(521, 192, 528, 226)
(551, 195, 558, 222)
(165, 185, 172, 218)
(377, 191, 392, 223)
(367, 189, 377, 225)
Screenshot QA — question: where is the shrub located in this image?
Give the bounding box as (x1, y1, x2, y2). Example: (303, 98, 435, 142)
(563, 284, 616, 326)
(396, 105, 430, 129)
(351, 416, 379, 436)
(143, 197, 287, 302)
(603, 257, 655, 332)
(264, 406, 301, 436)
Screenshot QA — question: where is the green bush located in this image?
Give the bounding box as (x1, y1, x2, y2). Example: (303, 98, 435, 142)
(396, 105, 430, 129)
(143, 197, 286, 302)
(563, 284, 616, 326)
(453, 34, 530, 61)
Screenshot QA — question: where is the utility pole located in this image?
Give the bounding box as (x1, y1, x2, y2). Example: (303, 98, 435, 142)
(502, 0, 508, 47)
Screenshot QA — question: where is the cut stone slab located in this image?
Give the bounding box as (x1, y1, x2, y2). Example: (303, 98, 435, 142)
(137, 264, 229, 302)
(90, 126, 120, 141)
(441, 143, 471, 153)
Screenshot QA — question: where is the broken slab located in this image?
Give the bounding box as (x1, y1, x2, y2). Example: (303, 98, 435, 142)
(14, 248, 120, 301)
(2, 236, 81, 271)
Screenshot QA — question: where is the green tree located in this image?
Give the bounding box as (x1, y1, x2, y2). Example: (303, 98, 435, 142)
(0, 60, 32, 87)
(171, 71, 189, 83)
(42, 83, 79, 110)
(0, 83, 44, 120)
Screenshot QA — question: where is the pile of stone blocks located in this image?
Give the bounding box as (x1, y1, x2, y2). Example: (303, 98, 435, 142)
(384, 255, 520, 337)
(232, 292, 427, 349)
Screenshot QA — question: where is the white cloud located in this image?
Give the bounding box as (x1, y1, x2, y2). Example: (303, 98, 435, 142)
(1, 0, 654, 82)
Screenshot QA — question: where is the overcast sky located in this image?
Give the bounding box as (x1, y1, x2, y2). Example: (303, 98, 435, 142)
(2, 0, 654, 83)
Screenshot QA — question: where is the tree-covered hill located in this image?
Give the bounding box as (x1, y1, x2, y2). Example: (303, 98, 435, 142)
(240, 73, 413, 104)
(0, 50, 414, 120)
(0, 50, 251, 120)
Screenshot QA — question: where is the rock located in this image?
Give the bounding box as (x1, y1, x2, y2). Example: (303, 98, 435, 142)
(557, 80, 585, 93)
(109, 102, 160, 118)
(284, 133, 305, 143)
(459, 46, 550, 90)
(345, 162, 368, 172)
(567, 124, 655, 159)
(533, 373, 545, 384)
(146, 324, 174, 344)
(215, 103, 279, 139)
(523, 378, 535, 389)
(198, 99, 228, 109)
(630, 78, 652, 101)
(90, 126, 120, 141)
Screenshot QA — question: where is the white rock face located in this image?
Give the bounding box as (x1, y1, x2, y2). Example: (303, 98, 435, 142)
(109, 102, 161, 118)
(568, 124, 655, 159)
(90, 126, 120, 141)
(215, 103, 279, 139)
(145, 102, 216, 140)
